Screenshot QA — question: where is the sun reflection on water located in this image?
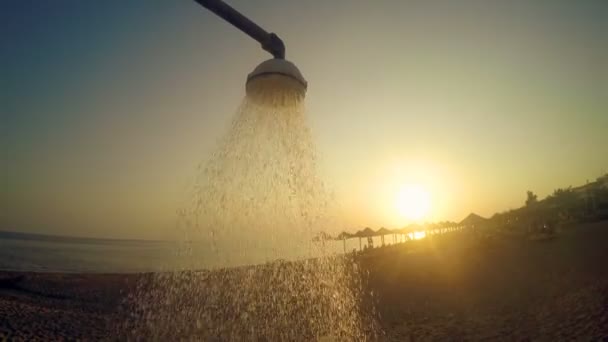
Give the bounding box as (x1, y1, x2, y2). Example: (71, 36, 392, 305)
(412, 231, 426, 240)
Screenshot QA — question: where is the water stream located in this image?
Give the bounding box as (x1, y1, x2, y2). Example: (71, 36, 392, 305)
(127, 84, 378, 340)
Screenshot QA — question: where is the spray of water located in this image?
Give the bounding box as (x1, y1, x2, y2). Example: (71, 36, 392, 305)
(125, 83, 379, 340)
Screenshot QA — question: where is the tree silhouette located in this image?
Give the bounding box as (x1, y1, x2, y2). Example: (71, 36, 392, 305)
(547, 187, 582, 221)
(525, 190, 538, 207)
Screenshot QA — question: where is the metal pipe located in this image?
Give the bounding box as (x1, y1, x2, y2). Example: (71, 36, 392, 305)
(194, 0, 286, 59)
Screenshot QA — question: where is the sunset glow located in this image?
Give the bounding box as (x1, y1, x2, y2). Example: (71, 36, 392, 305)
(3, 1, 606, 242)
(396, 184, 431, 222)
(412, 231, 426, 240)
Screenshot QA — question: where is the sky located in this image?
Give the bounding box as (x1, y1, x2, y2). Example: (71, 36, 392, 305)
(2, 0, 607, 240)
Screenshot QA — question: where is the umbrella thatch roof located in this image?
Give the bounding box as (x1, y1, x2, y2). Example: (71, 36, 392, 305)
(393, 226, 409, 234)
(345, 221, 460, 238)
(355, 227, 376, 238)
(336, 231, 353, 240)
(376, 227, 392, 236)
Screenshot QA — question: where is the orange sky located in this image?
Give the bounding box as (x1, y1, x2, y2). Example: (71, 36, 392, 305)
(3, 0, 607, 239)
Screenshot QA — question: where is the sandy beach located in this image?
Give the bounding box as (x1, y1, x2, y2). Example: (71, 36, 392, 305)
(1, 221, 607, 340)
(364, 220, 608, 340)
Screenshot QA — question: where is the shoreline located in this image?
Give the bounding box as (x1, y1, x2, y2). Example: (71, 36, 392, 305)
(2, 221, 608, 340)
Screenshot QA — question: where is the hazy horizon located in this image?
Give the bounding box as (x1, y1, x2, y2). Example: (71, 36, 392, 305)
(3, 0, 607, 240)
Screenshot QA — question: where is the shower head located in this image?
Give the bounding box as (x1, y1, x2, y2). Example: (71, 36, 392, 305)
(194, 0, 307, 104)
(246, 58, 308, 106)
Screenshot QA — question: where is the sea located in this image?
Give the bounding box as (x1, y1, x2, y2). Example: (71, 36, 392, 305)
(0, 230, 367, 273)
(0, 231, 177, 273)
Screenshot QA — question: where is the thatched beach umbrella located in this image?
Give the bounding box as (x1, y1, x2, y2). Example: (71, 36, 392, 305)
(427, 222, 439, 234)
(406, 223, 422, 240)
(353, 230, 363, 250)
(355, 227, 376, 250)
(336, 231, 353, 253)
(376, 227, 392, 245)
(394, 226, 409, 243)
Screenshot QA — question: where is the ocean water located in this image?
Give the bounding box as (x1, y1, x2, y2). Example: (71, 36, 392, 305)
(0, 231, 176, 273)
(0, 230, 370, 273)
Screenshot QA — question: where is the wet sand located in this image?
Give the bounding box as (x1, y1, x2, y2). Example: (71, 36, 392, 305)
(1, 221, 608, 340)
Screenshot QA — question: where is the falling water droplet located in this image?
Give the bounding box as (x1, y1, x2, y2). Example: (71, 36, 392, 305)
(124, 82, 379, 340)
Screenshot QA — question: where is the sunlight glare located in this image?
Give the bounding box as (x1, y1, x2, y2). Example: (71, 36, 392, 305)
(396, 184, 431, 221)
(412, 231, 426, 240)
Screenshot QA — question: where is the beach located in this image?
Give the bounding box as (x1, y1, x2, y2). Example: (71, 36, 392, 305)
(365, 220, 608, 340)
(1, 220, 608, 340)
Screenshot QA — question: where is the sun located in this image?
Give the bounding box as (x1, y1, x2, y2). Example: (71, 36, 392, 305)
(395, 184, 431, 221)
